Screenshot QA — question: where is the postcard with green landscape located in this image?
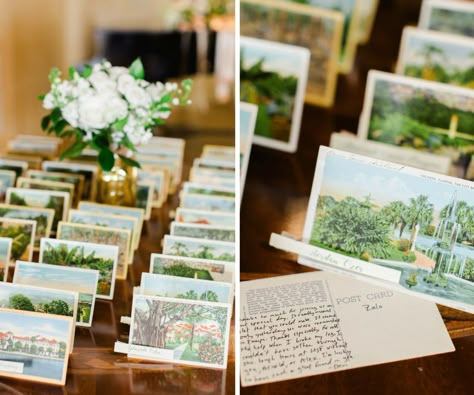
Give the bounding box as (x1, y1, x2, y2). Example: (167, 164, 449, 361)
(162, 236, 235, 263)
(0, 237, 12, 281)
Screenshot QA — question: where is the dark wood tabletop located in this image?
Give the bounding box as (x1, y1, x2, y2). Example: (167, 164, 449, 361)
(240, 1, 474, 394)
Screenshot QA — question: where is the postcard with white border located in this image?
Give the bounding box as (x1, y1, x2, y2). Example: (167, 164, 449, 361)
(0, 170, 16, 202)
(140, 272, 233, 304)
(136, 180, 154, 220)
(190, 167, 235, 181)
(0, 159, 28, 179)
(201, 145, 235, 162)
(240, 102, 257, 191)
(418, 0, 474, 38)
(175, 208, 235, 228)
(396, 26, 474, 88)
(0, 218, 36, 264)
(57, 221, 131, 279)
(193, 158, 235, 171)
(16, 177, 75, 208)
(357, 0, 379, 44)
(240, 270, 455, 387)
(126, 294, 232, 369)
(0, 307, 73, 385)
(241, 0, 343, 107)
(150, 253, 234, 284)
(39, 238, 119, 300)
(0, 237, 12, 281)
(13, 261, 99, 327)
(170, 222, 235, 243)
(179, 193, 235, 213)
(162, 235, 235, 263)
(299, 146, 474, 313)
(138, 168, 169, 208)
(182, 182, 235, 198)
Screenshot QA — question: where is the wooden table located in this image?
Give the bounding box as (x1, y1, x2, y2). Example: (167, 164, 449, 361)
(240, 1, 474, 394)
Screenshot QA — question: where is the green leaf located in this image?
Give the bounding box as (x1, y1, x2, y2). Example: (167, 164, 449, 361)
(60, 140, 87, 160)
(118, 154, 141, 169)
(51, 108, 62, 124)
(41, 115, 51, 131)
(55, 120, 68, 133)
(129, 58, 144, 80)
(157, 93, 172, 104)
(68, 66, 76, 79)
(38, 94, 46, 101)
(152, 118, 165, 125)
(111, 116, 128, 131)
(98, 148, 115, 172)
(121, 134, 137, 152)
(81, 65, 92, 78)
(48, 67, 60, 83)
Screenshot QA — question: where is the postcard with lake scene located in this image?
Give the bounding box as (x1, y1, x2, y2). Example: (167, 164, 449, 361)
(0, 308, 73, 385)
(5, 187, 70, 232)
(0, 159, 28, 179)
(57, 222, 131, 280)
(0, 204, 54, 249)
(162, 236, 235, 263)
(39, 238, 119, 300)
(179, 194, 235, 213)
(175, 208, 235, 228)
(299, 146, 474, 313)
(241, 0, 343, 107)
(241, 37, 309, 153)
(0, 218, 36, 264)
(358, 71, 474, 178)
(13, 261, 99, 327)
(182, 182, 235, 198)
(150, 254, 234, 284)
(396, 26, 474, 88)
(128, 295, 232, 369)
(0, 170, 16, 202)
(140, 273, 233, 304)
(0, 282, 77, 350)
(0, 237, 12, 282)
(418, 0, 474, 38)
(170, 222, 235, 243)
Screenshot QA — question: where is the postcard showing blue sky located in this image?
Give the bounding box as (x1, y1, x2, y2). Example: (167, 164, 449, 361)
(162, 236, 235, 262)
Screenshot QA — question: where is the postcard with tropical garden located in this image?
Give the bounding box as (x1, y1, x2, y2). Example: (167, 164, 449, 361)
(303, 149, 474, 310)
(162, 236, 235, 263)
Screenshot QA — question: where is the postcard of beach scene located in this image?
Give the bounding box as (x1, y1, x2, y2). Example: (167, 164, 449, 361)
(357, 71, 474, 179)
(136, 181, 154, 220)
(0, 218, 36, 264)
(241, 0, 343, 107)
(13, 261, 99, 327)
(241, 37, 309, 153)
(56, 222, 131, 279)
(0, 237, 12, 282)
(0, 204, 54, 250)
(181, 182, 235, 198)
(179, 194, 235, 213)
(0, 159, 28, 179)
(5, 187, 70, 232)
(299, 146, 474, 313)
(150, 254, 234, 284)
(138, 168, 169, 207)
(127, 294, 232, 369)
(162, 235, 235, 263)
(139, 273, 233, 304)
(175, 208, 235, 228)
(0, 282, 78, 350)
(0, 308, 73, 385)
(170, 222, 235, 243)
(396, 26, 474, 88)
(418, 0, 474, 38)
(39, 238, 119, 300)
(0, 170, 16, 202)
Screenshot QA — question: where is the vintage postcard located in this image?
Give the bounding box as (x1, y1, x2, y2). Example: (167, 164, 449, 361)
(175, 208, 235, 228)
(138, 168, 169, 208)
(240, 102, 257, 191)
(26, 170, 85, 206)
(330, 132, 451, 175)
(396, 26, 474, 88)
(0, 218, 36, 264)
(127, 294, 232, 369)
(418, 0, 474, 38)
(8, 138, 59, 155)
(188, 175, 235, 189)
(182, 182, 235, 198)
(0, 159, 28, 178)
(193, 158, 235, 171)
(190, 167, 235, 182)
(68, 209, 139, 252)
(5, 187, 70, 232)
(358, 71, 474, 178)
(179, 193, 235, 213)
(0, 170, 16, 202)
(299, 146, 474, 313)
(162, 235, 235, 263)
(240, 270, 454, 386)
(136, 181, 154, 220)
(140, 273, 233, 304)
(13, 261, 99, 327)
(137, 155, 181, 190)
(0, 204, 54, 249)
(39, 238, 119, 300)
(170, 222, 235, 242)
(0, 154, 42, 170)
(57, 221, 131, 280)
(16, 177, 75, 207)
(0, 308, 73, 385)
(202, 145, 235, 162)
(150, 253, 234, 284)
(0, 237, 12, 281)
(42, 160, 98, 200)
(241, 37, 309, 153)
(241, 0, 343, 107)
(357, 0, 379, 44)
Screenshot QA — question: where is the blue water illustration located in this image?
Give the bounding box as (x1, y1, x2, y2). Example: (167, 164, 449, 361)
(0, 352, 63, 380)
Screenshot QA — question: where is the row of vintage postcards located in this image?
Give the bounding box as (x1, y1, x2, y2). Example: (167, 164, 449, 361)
(0, 135, 235, 385)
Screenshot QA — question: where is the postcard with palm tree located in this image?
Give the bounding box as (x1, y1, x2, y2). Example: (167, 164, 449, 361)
(299, 147, 474, 313)
(162, 235, 235, 263)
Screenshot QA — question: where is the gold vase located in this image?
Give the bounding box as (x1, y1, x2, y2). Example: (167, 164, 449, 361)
(97, 154, 137, 206)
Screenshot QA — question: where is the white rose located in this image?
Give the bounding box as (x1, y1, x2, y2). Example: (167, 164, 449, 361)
(89, 71, 116, 93)
(146, 83, 165, 101)
(117, 74, 137, 95)
(109, 66, 129, 80)
(124, 85, 151, 108)
(78, 94, 109, 130)
(104, 95, 128, 124)
(43, 93, 55, 110)
(62, 101, 80, 128)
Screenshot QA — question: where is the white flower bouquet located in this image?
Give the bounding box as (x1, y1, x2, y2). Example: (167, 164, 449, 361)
(40, 58, 192, 171)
